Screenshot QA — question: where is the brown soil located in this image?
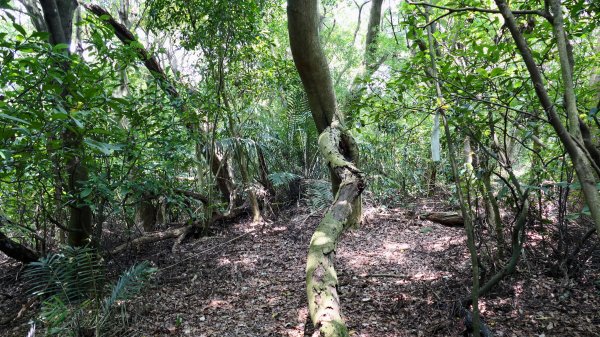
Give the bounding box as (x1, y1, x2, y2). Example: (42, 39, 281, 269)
(1, 202, 599, 336)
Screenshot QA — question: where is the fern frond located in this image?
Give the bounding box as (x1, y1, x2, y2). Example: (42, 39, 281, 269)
(306, 180, 333, 211)
(25, 246, 104, 304)
(101, 261, 156, 317)
(268, 172, 301, 187)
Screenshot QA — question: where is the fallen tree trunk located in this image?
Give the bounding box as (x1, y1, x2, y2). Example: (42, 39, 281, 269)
(421, 211, 464, 227)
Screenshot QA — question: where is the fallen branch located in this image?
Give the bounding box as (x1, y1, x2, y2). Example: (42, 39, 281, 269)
(359, 273, 408, 279)
(421, 211, 464, 227)
(0, 224, 39, 264)
(111, 206, 247, 255)
(111, 226, 190, 255)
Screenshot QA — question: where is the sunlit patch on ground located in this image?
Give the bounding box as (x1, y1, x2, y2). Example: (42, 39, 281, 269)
(1, 204, 598, 336)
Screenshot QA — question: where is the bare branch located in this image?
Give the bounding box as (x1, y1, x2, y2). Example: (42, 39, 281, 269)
(406, 1, 552, 28)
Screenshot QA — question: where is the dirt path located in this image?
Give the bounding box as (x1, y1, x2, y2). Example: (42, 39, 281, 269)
(1, 204, 599, 336)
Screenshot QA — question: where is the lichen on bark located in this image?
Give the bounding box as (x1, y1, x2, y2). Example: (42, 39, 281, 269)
(304, 124, 364, 337)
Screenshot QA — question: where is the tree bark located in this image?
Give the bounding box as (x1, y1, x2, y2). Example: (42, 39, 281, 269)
(306, 125, 364, 337)
(18, 0, 47, 32)
(288, 1, 365, 335)
(135, 194, 157, 233)
(287, 0, 361, 225)
(40, 0, 92, 247)
(364, 0, 384, 73)
(0, 230, 39, 263)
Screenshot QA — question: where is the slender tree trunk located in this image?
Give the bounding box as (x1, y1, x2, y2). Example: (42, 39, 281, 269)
(424, 7, 481, 334)
(494, 0, 600, 232)
(364, 0, 384, 73)
(257, 145, 275, 196)
(482, 170, 504, 254)
(40, 0, 92, 247)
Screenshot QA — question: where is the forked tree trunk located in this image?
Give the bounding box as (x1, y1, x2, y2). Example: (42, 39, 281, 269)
(288, 1, 365, 336)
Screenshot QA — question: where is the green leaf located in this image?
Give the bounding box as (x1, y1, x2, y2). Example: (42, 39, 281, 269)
(70, 115, 84, 129)
(80, 188, 92, 198)
(12, 23, 26, 36)
(0, 113, 30, 125)
(51, 110, 69, 120)
(30, 31, 49, 40)
(84, 138, 122, 155)
(0, 149, 10, 160)
(0, 0, 12, 9)
(52, 43, 69, 51)
(419, 227, 433, 234)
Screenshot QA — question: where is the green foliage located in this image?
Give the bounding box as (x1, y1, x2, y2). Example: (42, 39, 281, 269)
(26, 247, 104, 303)
(25, 247, 156, 336)
(306, 180, 333, 212)
(268, 172, 301, 188)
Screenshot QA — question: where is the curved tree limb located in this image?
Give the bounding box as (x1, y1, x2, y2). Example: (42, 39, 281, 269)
(83, 3, 177, 98)
(288, 1, 365, 335)
(85, 3, 235, 203)
(306, 124, 365, 337)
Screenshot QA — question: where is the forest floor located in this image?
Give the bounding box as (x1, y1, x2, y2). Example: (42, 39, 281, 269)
(1, 198, 599, 336)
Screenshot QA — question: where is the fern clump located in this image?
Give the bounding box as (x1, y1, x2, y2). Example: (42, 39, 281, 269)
(25, 247, 156, 336)
(306, 179, 333, 211)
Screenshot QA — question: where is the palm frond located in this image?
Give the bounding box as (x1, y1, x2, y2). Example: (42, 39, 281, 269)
(25, 246, 104, 304)
(102, 261, 156, 316)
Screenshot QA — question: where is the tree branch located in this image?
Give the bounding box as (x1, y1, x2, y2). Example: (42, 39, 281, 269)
(407, 1, 552, 28)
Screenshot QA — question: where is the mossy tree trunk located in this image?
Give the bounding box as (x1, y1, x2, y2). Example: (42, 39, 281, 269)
(288, 1, 365, 336)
